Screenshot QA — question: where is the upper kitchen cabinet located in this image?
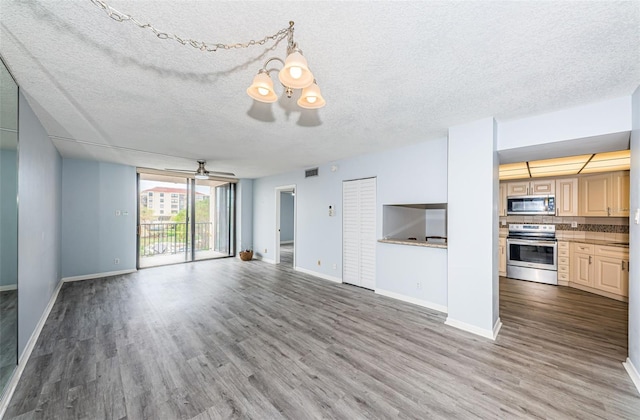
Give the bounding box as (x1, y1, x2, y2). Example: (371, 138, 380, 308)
(499, 182, 507, 216)
(610, 171, 630, 217)
(507, 179, 555, 196)
(579, 171, 629, 217)
(556, 178, 578, 216)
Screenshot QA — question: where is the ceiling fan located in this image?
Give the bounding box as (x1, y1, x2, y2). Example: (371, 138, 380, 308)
(166, 160, 235, 179)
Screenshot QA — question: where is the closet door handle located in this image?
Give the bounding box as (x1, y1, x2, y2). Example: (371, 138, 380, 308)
(589, 256, 592, 264)
(622, 261, 626, 271)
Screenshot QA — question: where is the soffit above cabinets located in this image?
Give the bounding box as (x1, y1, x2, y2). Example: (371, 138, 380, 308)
(499, 150, 630, 180)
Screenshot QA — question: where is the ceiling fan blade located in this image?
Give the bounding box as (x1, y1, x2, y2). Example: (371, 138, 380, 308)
(164, 168, 193, 172)
(208, 171, 236, 177)
(164, 168, 235, 177)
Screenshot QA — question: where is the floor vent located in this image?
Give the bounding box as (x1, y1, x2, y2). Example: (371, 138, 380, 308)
(305, 167, 319, 178)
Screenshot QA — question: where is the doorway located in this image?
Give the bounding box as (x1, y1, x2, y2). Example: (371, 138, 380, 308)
(137, 172, 236, 268)
(275, 185, 296, 266)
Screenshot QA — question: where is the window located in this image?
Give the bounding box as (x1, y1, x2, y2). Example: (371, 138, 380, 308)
(171, 204, 178, 209)
(160, 204, 164, 208)
(148, 192, 153, 196)
(160, 210, 164, 214)
(159, 193, 164, 197)
(159, 199, 164, 203)
(171, 193, 178, 198)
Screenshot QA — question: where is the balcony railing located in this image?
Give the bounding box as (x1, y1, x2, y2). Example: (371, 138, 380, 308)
(139, 222, 212, 257)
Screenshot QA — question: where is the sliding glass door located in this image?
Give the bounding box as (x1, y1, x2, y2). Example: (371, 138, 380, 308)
(137, 172, 235, 268)
(193, 179, 235, 261)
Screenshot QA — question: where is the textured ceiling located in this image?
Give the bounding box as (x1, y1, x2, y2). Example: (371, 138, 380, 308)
(0, 1, 639, 178)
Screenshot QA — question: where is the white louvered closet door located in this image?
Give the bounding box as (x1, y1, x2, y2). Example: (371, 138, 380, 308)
(342, 178, 376, 290)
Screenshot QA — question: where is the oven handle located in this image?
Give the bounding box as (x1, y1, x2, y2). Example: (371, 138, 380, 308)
(507, 239, 557, 247)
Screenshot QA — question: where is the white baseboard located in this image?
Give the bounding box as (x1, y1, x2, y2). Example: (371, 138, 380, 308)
(623, 358, 640, 395)
(0, 284, 18, 292)
(445, 316, 502, 340)
(62, 269, 136, 283)
(0, 278, 64, 418)
(375, 289, 447, 314)
(253, 255, 275, 264)
(295, 266, 342, 283)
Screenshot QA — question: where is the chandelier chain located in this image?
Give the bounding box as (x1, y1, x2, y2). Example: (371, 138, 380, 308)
(90, 0, 291, 52)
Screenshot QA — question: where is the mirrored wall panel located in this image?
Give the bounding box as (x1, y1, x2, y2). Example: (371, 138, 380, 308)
(0, 56, 19, 395)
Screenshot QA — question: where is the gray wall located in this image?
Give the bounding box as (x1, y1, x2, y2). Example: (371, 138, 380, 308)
(236, 179, 253, 252)
(280, 192, 294, 243)
(61, 159, 136, 278)
(447, 118, 499, 336)
(0, 150, 17, 287)
(629, 85, 640, 371)
(253, 138, 448, 305)
(17, 92, 62, 357)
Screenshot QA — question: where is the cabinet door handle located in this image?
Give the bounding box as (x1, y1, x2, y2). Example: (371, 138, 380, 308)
(589, 256, 592, 264)
(622, 261, 626, 271)
(607, 207, 611, 216)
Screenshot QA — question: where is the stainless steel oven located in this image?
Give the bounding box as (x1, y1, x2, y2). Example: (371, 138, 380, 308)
(506, 224, 557, 285)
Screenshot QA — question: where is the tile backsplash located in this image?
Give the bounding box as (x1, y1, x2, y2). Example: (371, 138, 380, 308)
(499, 216, 629, 242)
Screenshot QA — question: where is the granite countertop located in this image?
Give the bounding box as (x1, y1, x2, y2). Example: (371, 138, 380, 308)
(378, 239, 448, 249)
(567, 238, 629, 248)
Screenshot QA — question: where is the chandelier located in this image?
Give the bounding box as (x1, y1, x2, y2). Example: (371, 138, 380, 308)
(246, 22, 325, 109)
(90, 1, 325, 110)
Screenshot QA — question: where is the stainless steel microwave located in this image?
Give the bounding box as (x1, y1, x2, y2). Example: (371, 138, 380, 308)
(507, 195, 555, 215)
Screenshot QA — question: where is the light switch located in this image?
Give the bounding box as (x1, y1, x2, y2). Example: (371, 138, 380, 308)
(635, 209, 640, 225)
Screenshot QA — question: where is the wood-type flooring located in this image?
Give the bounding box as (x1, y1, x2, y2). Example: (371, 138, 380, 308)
(4, 258, 640, 419)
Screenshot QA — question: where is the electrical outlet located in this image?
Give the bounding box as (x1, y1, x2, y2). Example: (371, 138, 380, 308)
(571, 221, 578, 228)
(332, 263, 337, 270)
(416, 282, 422, 290)
(501, 220, 506, 226)
(115, 210, 121, 216)
(317, 260, 321, 266)
(114, 258, 120, 265)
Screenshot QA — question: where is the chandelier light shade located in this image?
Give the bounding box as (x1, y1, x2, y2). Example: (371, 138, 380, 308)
(297, 81, 326, 109)
(244, 21, 326, 110)
(278, 51, 314, 89)
(246, 71, 278, 103)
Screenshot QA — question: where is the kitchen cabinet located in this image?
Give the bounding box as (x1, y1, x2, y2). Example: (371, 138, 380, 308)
(557, 241, 570, 285)
(499, 237, 506, 276)
(556, 178, 578, 216)
(507, 179, 555, 196)
(571, 243, 594, 287)
(499, 182, 507, 216)
(610, 171, 630, 217)
(593, 245, 629, 296)
(569, 242, 628, 300)
(579, 171, 629, 217)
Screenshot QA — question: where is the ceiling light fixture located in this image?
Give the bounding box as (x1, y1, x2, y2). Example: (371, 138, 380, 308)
(247, 21, 325, 109)
(90, 2, 324, 110)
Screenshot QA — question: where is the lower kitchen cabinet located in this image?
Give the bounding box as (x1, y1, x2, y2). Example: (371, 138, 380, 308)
(593, 246, 629, 297)
(571, 243, 594, 287)
(499, 237, 506, 276)
(569, 242, 628, 301)
(557, 241, 570, 285)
